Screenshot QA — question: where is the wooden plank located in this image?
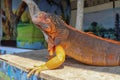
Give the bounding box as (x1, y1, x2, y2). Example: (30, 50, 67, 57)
(0, 49, 120, 80)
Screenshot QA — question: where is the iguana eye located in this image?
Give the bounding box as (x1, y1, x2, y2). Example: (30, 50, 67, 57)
(38, 13, 43, 18)
(40, 23, 49, 29)
(43, 24, 49, 28)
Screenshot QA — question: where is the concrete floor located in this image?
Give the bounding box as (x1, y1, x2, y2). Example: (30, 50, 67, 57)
(0, 49, 120, 80)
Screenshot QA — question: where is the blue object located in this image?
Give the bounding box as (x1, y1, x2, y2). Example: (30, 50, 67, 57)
(17, 41, 45, 50)
(0, 47, 43, 80)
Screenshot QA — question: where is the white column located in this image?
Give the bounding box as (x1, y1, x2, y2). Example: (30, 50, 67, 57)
(75, 0, 84, 31)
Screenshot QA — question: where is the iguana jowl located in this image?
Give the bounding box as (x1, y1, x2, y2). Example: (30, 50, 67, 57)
(23, 0, 120, 78)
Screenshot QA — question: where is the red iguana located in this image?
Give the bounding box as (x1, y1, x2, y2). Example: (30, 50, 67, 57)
(23, 0, 120, 77)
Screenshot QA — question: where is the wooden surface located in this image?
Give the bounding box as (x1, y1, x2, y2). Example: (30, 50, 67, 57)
(0, 49, 120, 80)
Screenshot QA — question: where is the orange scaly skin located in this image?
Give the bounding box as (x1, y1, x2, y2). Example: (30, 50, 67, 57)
(27, 12, 120, 77)
(32, 12, 120, 66)
(23, 0, 120, 78)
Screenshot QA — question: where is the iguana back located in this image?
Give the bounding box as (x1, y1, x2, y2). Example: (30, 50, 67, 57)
(62, 26, 120, 66)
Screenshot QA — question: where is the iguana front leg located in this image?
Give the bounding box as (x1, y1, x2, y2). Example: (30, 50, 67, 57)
(27, 45, 66, 78)
(47, 37, 55, 59)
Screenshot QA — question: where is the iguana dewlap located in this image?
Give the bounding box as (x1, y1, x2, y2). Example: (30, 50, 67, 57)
(23, 0, 120, 78)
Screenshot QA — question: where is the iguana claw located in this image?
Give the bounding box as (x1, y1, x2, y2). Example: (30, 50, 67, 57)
(27, 45, 65, 78)
(27, 64, 48, 78)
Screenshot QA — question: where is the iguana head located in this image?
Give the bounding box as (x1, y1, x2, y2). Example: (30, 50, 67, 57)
(32, 12, 57, 34)
(32, 12, 69, 47)
(23, 0, 68, 42)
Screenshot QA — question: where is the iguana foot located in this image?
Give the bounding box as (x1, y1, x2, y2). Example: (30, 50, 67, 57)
(27, 64, 48, 78)
(27, 45, 65, 78)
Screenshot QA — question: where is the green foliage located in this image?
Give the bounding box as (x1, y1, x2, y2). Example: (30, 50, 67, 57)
(21, 11, 31, 23)
(12, 10, 16, 14)
(84, 22, 116, 40)
(17, 23, 45, 43)
(85, 22, 105, 36)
